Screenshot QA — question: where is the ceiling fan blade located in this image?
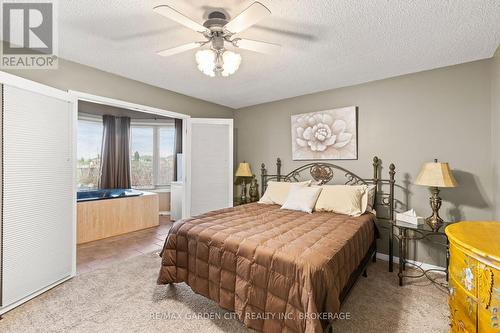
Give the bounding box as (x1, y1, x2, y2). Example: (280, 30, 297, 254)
(157, 42, 201, 57)
(153, 5, 208, 33)
(224, 2, 271, 34)
(233, 38, 280, 55)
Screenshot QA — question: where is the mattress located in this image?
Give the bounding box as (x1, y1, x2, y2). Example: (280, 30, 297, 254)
(158, 203, 376, 333)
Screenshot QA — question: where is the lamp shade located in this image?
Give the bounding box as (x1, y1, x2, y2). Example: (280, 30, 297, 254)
(235, 162, 253, 178)
(415, 161, 458, 188)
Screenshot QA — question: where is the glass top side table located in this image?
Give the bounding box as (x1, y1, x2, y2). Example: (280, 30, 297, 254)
(389, 220, 453, 287)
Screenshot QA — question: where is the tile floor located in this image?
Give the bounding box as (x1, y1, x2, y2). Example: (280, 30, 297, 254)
(76, 216, 172, 275)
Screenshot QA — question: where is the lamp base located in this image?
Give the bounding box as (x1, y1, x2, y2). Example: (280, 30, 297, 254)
(425, 214, 444, 232)
(425, 187, 444, 232)
(240, 182, 248, 204)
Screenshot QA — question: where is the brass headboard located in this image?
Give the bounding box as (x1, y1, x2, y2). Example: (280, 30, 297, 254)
(260, 156, 396, 221)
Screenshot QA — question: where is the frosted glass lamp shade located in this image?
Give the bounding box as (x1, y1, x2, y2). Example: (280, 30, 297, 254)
(195, 49, 216, 77)
(415, 161, 458, 188)
(235, 162, 252, 178)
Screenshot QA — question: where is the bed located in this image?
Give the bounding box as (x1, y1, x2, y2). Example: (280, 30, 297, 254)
(158, 157, 396, 333)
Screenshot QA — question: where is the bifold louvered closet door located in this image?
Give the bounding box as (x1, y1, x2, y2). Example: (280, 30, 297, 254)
(187, 118, 233, 217)
(0, 79, 74, 313)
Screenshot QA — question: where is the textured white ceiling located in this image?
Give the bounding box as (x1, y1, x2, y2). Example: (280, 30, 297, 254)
(59, 0, 500, 109)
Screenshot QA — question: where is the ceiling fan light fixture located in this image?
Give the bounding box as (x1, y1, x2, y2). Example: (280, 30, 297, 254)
(195, 49, 216, 77)
(155, 2, 280, 78)
(195, 49, 241, 78)
(221, 51, 242, 77)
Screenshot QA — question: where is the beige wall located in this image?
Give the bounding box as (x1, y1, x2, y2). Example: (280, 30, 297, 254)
(234, 59, 494, 266)
(492, 47, 500, 219)
(4, 58, 234, 118)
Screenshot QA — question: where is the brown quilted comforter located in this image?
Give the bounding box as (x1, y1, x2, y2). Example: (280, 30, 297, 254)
(158, 203, 375, 333)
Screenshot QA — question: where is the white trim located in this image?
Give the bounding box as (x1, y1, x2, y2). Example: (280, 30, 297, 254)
(69, 91, 190, 120)
(376, 253, 446, 272)
(184, 120, 192, 219)
(130, 119, 174, 126)
(78, 112, 102, 122)
(0, 71, 71, 101)
(0, 275, 72, 315)
(70, 95, 78, 278)
(182, 118, 189, 219)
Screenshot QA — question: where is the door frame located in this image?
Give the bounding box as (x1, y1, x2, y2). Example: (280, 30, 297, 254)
(185, 118, 233, 217)
(68, 90, 192, 221)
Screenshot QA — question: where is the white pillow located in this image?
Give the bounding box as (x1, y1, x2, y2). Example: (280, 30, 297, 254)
(281, 185, 323, 213)
(314, 185, 367, 216)
(258, 180, 311, 205)
(364, 185, 376, 213)
(353, 184, 376, 213)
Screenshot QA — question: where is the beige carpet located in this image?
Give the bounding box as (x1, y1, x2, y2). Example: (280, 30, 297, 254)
(0, 253, 449, 333)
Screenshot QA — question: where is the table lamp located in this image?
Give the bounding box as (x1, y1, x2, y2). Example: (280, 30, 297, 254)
(415, 159, 458, 231)
(235, 162, 253, 204)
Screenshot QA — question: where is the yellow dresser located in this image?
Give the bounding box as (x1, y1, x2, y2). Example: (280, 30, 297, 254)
(446, 222, 500, 332)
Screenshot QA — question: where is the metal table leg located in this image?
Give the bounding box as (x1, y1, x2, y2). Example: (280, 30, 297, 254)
(389, 223, 394, 272)
(398, 228, 404, 286)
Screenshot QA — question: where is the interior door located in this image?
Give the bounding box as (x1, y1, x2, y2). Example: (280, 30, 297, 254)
(1, 77, 74, 311)
(185, 118, 233, 217)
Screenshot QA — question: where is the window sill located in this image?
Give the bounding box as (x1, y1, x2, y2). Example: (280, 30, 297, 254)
(133, 187, 171, 193)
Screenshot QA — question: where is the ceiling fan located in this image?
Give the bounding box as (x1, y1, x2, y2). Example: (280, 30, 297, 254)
(153, 2, 281, 77)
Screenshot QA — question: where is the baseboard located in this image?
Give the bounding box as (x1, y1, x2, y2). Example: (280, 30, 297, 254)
(159, 211, 170, 216)
(376, 253, 446, 272)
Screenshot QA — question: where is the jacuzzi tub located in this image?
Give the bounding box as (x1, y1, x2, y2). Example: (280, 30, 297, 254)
(77, 188, 143, 202)
(77, 189, 158, 244)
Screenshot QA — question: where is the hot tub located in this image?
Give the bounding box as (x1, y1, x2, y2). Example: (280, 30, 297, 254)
(77, 189, 158, 244)
(77, 188, 143, 202)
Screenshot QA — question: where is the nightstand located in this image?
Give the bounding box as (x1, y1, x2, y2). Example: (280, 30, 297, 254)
(390, 220, 453, 287)
(233, 199, 246, 206)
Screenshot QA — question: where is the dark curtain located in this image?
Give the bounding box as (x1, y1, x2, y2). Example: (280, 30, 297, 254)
(99, 115, 131, 189)
(173, 118, 183, 181)
(115, 117, 131, 188)
(99, 115, 116, 189)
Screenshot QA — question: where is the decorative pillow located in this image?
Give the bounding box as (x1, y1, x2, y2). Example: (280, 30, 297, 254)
(355, 184, 376, 213)
(365, 185, 377, 213)
(281, 185, 323, 213)
(258, 181, 311, 205)
(314, 185, 367, 216)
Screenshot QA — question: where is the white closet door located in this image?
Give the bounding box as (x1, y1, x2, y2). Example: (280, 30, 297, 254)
(2, 84, 74, 308)
(186, 118, 233, 217)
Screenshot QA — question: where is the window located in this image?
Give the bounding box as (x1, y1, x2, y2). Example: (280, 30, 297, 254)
(77, 118, 103, 190)
(130, 127, 154, 188)
(130, 123, 175, 189)
(159, 126, 176, 185)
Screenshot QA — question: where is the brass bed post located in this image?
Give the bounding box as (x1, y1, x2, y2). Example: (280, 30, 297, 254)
(276, 158, 282, 181)
(388, 163, 396, 272)
(372, 156, 380, 188)
(261, 163, 267, 197)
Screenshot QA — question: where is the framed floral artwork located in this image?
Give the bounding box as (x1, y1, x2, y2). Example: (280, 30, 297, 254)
(291, 106, 357, 160)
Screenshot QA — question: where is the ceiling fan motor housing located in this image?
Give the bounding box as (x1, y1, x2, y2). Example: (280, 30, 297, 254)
(203, 11, 228, 33)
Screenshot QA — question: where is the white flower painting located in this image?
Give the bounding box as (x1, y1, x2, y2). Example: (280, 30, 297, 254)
(291, 106, 357, 160)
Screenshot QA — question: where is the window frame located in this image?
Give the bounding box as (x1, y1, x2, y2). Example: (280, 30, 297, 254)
(76, 114, 103, 190)
(130, 119, 175, 190)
